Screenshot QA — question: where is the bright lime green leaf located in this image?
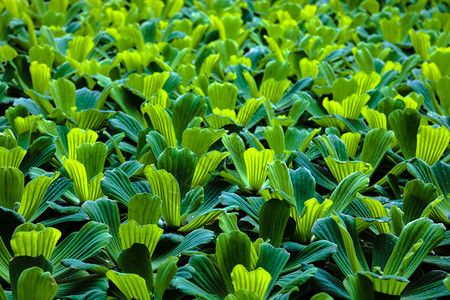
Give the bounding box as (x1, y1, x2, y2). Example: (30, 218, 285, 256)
(267, 160, 295, 202)
(142, 105, 177, 147)
(409, 30, 430, 60)
(119, 220, 163, 257)
(354, 72, 381, 95)
(67, 128, 98, 160)
(260, 79, 291, 105)
(18, 172, 59, 221)
(0, 167, 24, 209)
(325, 157, 372, 183)
(264, 125, 285, 158)
(361, 272, 409, 296)
(231, 265, 271, 299)
(358, 195, 390, 234)
(182, 127, 226, 158)
(244, 148, 274, 191)
(208, 82, 238, 110)
(415, 126, 450, 166)
(0, 147, 26, 168)
(106, 271, 151, 300)
(235, 98, 264, 126)
(11, 223, 61, 259)
(295, 198, 333, 243)
(178, 210, 223, 233)
(144, 166, 181, 227)
(67, 36, 94, 62)
(341, 132, 360, 158)
(127, 73, 170, 99)
(49, 78, 75, 115)
(192, 151, 229, 187)
(29, 61, 51, 95)
(361, 107, 387, 129)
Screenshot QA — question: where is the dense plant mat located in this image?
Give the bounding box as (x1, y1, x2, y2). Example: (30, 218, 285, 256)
(0, 0, 450, 299)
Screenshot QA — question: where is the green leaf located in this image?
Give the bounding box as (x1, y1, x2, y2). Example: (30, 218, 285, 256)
(16, 267, 57, 300)
(360, 128, 395, 175)
(119, 220, 163, 257)
(359, 271, 409, 296)
(55, 276, 108, 299)
(66, 128, 98, 160)
(18, 172, 59, 221)
(275, 267, 317, 294)
(182, 127, 226, 158)
(216, 231, 253, 293)
(157, 147, 197, 198)
(179, 209, 223, 233)
(128, 193, 162, 225)
(106, 270, 151, 300)
(49, 78, 75, 115)
(325, 172, 369, 217)
(343, 273, 374, 300)
(64, 158, 102, 203)
(402, 271, 450, 299)
(358, 196, 390, 234)
(0, 146, 27, 168)
(295, 198, 333, 243)
(415, 125, 450, 166)
(11, 223, 61, 259)
(293, 152, 336, 190)
(101, 168, 137, 206)
(118, 243, 153, 291)
(208, 82, 238, 110)
(154, 256, 178, 300)
(231, 265, 271, 298)
(144, 166, 181, 227)
(310, 292, 334, 300)
(403, 180, 438, 223)
(383, 218, 445, 278)
(312, 215, 369, 276)
(192, 151, 229, 187)
(9, 256, 53, 299)
(222, 133, 248, 185)
(127, 72, 170, 99)
(259, 199, 290, 248)
(0, 167, 24, 209)
(218, 214, 239, 235)
(267, 160, 295, 203)
(75, 142, 107, 181)
(255, 243, 290, 299)
(172, 93, 207, 143)
(282, 240, 337, 274)
(172, 255, 227, 299)
(388, 109, 420, 159)
(19, 136, 56, 175)
(152, 229, 214, 269)
(325, 157, 372, 183)
(225, 290, 261, 300)
(50, 221, 111, 277)
(264, 125, 285, 158)
(143, 104, 177, 147)
(82, 198, 122, 259)
(244, 148, 274, 191)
